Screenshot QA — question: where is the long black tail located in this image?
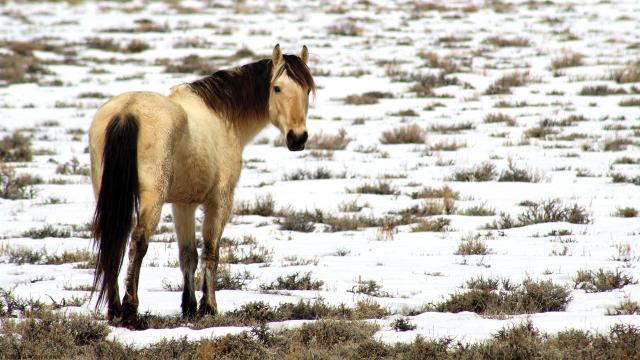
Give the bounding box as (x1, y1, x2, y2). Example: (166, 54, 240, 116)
(92, 113, 140, 308)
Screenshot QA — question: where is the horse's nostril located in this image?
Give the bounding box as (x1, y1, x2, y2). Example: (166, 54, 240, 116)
(286, 130, 294, 142)
(301, 131, 308, 143)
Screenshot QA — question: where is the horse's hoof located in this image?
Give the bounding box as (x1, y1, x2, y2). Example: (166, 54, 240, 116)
(198, 302, 216, 317)
(182, 303, 197, 319)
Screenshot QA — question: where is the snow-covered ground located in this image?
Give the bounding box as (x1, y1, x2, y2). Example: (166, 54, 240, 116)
(1, 0, 640, 347)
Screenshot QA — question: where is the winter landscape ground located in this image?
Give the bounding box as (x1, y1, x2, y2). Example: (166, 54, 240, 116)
(1, 0, 640, 358)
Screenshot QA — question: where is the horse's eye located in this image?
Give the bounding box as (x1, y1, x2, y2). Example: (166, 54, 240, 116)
(274, 86, 281, 93)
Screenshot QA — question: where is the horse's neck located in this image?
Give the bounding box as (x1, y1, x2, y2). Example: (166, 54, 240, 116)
(169, 84, 270, 149)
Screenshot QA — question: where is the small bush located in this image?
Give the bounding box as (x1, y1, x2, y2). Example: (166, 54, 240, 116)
(0, 131, 32, 162)
(551, 52, 584, 70)
(450, 162, 497, 182)
(306, 129, 350, 150)
(613, 207, 638, 218)
(455, 233, 492, 255)
(484, 71, 529, 95)
(498, 159, 543, 182)
(349, 279, 389, 297)
(619, 98, 640, 107)
(428, 122, 475, 134)
(483, 36, 530, 47)
(351, 180, 398, 195)
(260, 272, 323, 291)
(0, 164, 41, 200)
(486, 199, 591, 229)
(392, 317, 417, 332)
(411, 217, 451, 232)
(344, 91, 393, 105)
(603, 137, 637, 151)
(573, 269, 636, 292)
(607, 297, 640, 315)
(235, 194, 275, 217)
(610, 66, 640, 83)
(461, 203, 496, 216)
(435, 278, 570, 316)
(159, 54, 217, 75)
(484, 113, 516, 126)
(380, 124, 426, 144)
(578, 85, 627, 96)
(22, 224, 71, 239)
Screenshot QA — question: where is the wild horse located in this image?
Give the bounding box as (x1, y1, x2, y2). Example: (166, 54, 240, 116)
(88, 45, 315, 326)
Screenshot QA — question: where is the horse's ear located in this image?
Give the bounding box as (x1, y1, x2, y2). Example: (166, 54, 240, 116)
(300, 45, 309, 64)
(272, 44, 283, 68)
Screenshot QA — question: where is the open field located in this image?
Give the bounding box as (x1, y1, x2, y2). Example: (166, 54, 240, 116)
(1, 0, 640, 357)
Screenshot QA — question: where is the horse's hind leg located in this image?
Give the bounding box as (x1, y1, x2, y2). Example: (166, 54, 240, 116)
(172, 203, 198, 318)
(121, 190, 163, 327)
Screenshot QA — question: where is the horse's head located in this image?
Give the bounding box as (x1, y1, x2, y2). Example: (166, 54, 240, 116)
(268, 44, 315, 151)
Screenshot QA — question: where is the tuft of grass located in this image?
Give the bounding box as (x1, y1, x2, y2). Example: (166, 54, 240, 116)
(0, 131, 33, 162)
(380, 124, 426, 144)
(455, 233, 491, 255)
(613, 207, 638, 218)
(603, 137, 637, 151)
(619, 98, 640, 107)
(349, 278, 390, 297)
(486, 199, 590, 229)
(260, 272, 323, 291)
(483, 36, 530, 47)
(344, 91, 393, 105)
(578, 85, 627, 96)
(484, 113, 516, 126)
(573, 269, 636, 292)
(610, 66, 640, 84)
(551, 52, 584, 70)
(411, 217, 451, 232)
(235, 194, 275, 217)
(306, 129, 351, 150)
(0, 164, 41, 200)
(461, 202, 496, 216)
(435, 278, 571, 316)
(22, 224, 71, 239)
(428, 122, 475, 134)
(607, 297, 640, 315)
(484, 71, 529, 95)
(497, 159, 543, 182)
(450, 162, 496, 182)
(350, 180, 399, 195)
(391, 317, 417, 332)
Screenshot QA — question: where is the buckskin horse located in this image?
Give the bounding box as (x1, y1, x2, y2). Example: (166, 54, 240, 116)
(88, 44, 315, 326)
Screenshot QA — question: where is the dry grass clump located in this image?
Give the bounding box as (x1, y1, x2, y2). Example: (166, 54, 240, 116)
(619, 98, 640, 107)
(405, 72, 459, 97)
(486, 199, 591, 229)
(454, 233, 492, 255)
(428, 138, 467, 151)
(435, 278, 571, 316)
(157, 54, 217, 75)
(0, 164, 41, 200)
(428, 122, 474, 134)
(282, 167, 345, 181)
(578, 85, 627, 96)
(0, 53, 49, 85)
(610, 66, 640, 84)
(306, 129, 351, 150)
(418, 51, 460, 74)
(613, 207, 638, 218)
(551, 52, 584, 70)
(260, 272, 323, 291)
(411, 217, 451, 232)
(0, 131, 33, 162)
(574, 269, 636, 292)
(349, 278, 390, 297)
(350, 180, 399, 195)
(607, 297, 640, 315)
(327, 22, 363, 36)
(484, 71, 530, 95)
(483, 36, 531, 47)
(235, 194, 275, 217)
(497, 159, 543, 182)
(450, 162, 497, 182)
(344, 91, 394, 105)
(483, 113, 516, 126)
(380, 124, 426, 144)
(603, 137, 638, 151)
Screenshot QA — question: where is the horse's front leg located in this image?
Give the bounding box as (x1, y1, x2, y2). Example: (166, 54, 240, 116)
(199, 192, 233, 316)
(121, 193, 162, 327)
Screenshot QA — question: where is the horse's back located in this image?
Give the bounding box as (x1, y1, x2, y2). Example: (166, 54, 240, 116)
(89, 91, 187, 199)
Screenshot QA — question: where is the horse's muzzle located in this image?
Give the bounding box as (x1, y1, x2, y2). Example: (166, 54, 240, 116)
(286, 130, 308, 151)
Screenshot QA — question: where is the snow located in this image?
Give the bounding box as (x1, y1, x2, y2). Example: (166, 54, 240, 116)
(1, 0, 640, 348)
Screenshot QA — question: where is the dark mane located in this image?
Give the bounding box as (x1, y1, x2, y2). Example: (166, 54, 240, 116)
(188, 54, 315, 123)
